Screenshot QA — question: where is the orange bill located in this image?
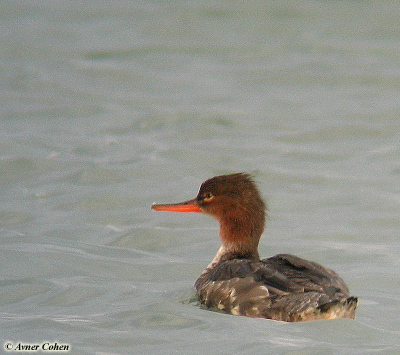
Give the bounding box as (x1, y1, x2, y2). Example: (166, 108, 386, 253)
(151, 199, 201, 212)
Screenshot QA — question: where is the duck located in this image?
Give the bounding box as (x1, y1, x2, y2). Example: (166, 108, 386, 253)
(151, 173, 358, 322)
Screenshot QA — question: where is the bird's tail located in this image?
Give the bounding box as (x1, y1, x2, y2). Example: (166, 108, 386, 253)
(317, 296, 358, 319)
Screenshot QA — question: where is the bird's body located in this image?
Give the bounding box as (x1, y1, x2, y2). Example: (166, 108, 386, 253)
(152, 173, 358, 322)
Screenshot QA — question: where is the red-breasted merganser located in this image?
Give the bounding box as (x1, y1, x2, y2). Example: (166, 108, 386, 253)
(152, 173, 358, 322)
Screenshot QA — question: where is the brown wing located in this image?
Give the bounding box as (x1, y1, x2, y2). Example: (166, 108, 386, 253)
(264, 253, 351, 297)
(195, 254, 354, 320)
(195, 258, 302, 318)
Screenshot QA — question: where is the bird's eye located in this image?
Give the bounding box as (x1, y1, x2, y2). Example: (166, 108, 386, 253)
(202, 192, 214, 202)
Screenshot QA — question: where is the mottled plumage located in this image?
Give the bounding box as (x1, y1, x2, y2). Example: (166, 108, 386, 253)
(195, 254, 357, 321)
(152, 173, 358, 322)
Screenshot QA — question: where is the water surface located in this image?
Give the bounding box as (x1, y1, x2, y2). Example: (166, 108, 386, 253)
(1, 1, 399, 354)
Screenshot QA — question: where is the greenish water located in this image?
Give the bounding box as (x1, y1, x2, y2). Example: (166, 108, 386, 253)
(1, 1, 399, 354)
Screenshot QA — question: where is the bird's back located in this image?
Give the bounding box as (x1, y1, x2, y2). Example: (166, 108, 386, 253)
(195, 253, 358, 322)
